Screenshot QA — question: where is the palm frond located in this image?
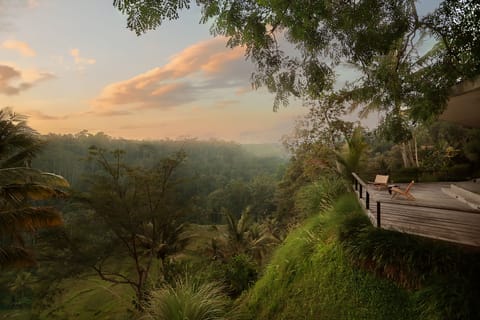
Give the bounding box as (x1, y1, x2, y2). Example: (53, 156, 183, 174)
(1, 142, 45, 168)
(0, 207, 63, 234)
(1, 183, 68, 203)
(224, 210, 238, 240)
(0, 108, 42, 166)
(237, 207, 252, 235)
(0, 167, 70, 188)
(335, 127, 368, 175)
(0, 246, 36, 269)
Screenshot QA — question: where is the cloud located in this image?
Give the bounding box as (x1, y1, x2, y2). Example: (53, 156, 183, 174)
(2, 40, 36, 57)
(0, 1, 40, 31)
(95, 81, 196, 111)
(27, 0, 39, 9)
(235, 86, 253, 95)
(213, 99, 237, 109)
(70, 48, 96, 70)
(88, 109, 132, 117)
(92, 37, 251, 113)
(164, 38, 244, 77)
(119, 122, 167, 130)
(25, 110, 69, 120)
(0, 64, 54, 95)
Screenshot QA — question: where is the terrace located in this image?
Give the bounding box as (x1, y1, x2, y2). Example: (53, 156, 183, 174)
(352, 173, 480, 247)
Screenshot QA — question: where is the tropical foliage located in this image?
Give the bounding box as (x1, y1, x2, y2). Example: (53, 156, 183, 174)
(146, 276, 240, 320)
(223, 208, 280, 264)
(0, 108, 43, 168)
(0, 108, 69, 270)
(78, 147, 189, 307)
(335, 126, 369, 177)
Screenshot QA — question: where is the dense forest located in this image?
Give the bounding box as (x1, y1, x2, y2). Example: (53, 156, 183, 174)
(0, 124, 291, 317)
(31, 132, 287, 223)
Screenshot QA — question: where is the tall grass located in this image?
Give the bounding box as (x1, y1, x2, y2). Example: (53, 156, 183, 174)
(241, 195, 415, 320)
(145, 276, 240, 320)
(294, 174, 348, 216)
(242, 188, 480, 319)
(338, 212, 480, 319)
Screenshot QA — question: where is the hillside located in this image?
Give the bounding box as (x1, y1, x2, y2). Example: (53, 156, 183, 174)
(240, 194, 480, 320)
(3, 194, 479, 319)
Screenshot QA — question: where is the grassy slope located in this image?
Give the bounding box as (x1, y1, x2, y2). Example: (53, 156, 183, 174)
(37, 277, 133, 320)
(4, 197, 478, 319)
(242, 195, 416, 319)
(0, 277, 133, 320)
(241, 194, 480, 320)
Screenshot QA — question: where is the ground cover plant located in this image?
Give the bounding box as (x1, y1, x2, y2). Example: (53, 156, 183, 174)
(241, 185, 480, 320)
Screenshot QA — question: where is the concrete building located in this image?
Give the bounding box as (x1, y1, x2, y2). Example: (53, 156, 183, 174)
(440, 75, 480, 128)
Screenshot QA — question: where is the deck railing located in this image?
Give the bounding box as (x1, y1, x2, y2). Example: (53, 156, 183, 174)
(351, 172, 379, 226)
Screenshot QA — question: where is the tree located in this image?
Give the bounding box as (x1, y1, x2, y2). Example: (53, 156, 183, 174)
(115, 1, 479, 115)
(114, 0, 480, 146)
(82, 147, 188, 308)
(335, 126, 369, 177)
(222, 208, 279, 264)
(0, 108, 43, 168)
(424, 0, 480, 79)
(0, 168, 69, 269)
(0, 108, 69, 269)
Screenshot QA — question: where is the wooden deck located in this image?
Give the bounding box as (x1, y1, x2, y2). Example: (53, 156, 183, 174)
(352, 175, 480, 247)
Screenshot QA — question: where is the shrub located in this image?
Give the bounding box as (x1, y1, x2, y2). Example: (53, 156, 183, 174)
(295, 174, 348, 216)
(146, 276, 239, 320)
(223, 254, 258, 297)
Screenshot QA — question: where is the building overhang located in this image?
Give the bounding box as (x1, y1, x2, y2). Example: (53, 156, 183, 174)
(439, 75, 480, 128)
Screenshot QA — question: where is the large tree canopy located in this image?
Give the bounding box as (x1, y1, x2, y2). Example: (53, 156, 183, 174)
(114, 0, 480, 125)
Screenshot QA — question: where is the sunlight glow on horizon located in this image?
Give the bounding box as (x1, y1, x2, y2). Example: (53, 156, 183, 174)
(0, 0, 308, 144)
(0, 1, 441, 143)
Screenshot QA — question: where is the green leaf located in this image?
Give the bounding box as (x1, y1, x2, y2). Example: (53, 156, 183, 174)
(0, 207, 63, 234)
(0, 167, 70, 188)
(0, 246, 36, 269)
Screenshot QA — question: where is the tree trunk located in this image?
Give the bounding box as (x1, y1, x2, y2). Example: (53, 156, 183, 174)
(407, 141, 415, 167)
(401, 142, 409, 168)
(414, 135, 419, 167)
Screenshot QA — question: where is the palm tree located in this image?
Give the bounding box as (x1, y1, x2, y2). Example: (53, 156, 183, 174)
(335, 126, 369, 177)
(223, 208, 280, 264)
(9, 271, 33, 306)
(0, 108, 69, 269)
(0, 108, 44, 168)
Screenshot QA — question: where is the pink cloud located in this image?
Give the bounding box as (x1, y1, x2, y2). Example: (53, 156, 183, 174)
(92, 37, 248, 113)
(70, 48, 96, 70)
(2, 40, 36, 57)
(213, 99, 238, 109)
(28, 0, 39, 8)
(0, 64, 54, 95)
(163, 38, 244, 77)
(25, 110, 69, 120)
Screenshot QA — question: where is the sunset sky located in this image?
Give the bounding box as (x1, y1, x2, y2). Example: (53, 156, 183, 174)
(0, 0, 438, 143)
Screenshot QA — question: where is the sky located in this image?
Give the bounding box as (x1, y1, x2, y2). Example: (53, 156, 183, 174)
(0, 0, 439, 143)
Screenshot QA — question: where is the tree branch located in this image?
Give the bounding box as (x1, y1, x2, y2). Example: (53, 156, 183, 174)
(91, 264, 136, 288)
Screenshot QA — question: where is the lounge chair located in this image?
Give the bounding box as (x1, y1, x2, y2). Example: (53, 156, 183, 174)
(369, 174, 389, 190)
(391, 181, 415, 200)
